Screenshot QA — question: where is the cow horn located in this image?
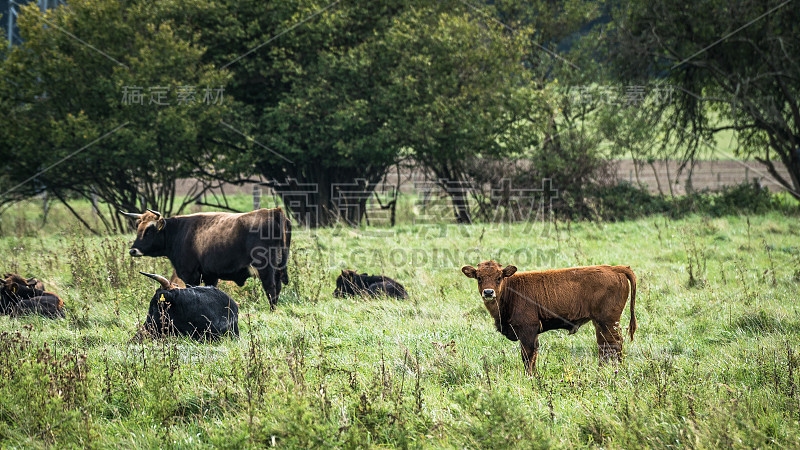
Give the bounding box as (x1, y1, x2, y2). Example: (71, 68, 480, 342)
(120, 211, 142, 219)
(139, 271, 172, 290)
(146, 208, 162, 217)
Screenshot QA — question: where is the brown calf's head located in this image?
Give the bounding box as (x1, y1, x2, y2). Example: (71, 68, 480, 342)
(123, 209, 167, 257)
(461, 260, 517, 301)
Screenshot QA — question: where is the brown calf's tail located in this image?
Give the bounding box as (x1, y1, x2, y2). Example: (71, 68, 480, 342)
(614, 265, 637, 341)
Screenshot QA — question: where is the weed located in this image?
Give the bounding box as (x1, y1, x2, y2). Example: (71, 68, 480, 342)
(791, 249, 800, 282)
(683, 231, 707, 288)
(763, 239, 777, 286)
(0, 329, 95, 445)
(1, 209, 799, 447)
(733, 310, 790, 334)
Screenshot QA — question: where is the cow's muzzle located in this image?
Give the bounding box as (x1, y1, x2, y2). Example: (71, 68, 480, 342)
(482, 289, 495, 300)
(129, 248, 143, 257)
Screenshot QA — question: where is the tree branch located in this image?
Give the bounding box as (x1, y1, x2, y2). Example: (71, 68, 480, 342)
(50, 190, 100, 235)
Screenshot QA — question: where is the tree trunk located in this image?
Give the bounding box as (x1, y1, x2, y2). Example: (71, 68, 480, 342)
(273, 182, 332, 228)
(665, 159, 675, 197)
(649, 161, 664, 196)
(271, 174, 379, 228)
(450, 189, 472, 224)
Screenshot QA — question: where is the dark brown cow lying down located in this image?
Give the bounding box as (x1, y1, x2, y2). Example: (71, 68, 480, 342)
(0, 273, 65, 319)
(333, 269, 408, 299)
(4, 273, 44, 291)
(462, 261, 636, 374)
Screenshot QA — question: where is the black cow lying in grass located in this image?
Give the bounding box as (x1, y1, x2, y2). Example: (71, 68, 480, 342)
(0, 273, 65, 319)
(333, 269, 408, 299)
(139, 272, 239, 341)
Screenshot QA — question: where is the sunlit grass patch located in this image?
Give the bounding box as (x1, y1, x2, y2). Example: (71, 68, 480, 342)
(0, 212, 798, 446)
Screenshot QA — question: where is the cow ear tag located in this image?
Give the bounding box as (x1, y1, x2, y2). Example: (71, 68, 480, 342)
(159, 293, 166, 302)
(158, 221, 164, 231)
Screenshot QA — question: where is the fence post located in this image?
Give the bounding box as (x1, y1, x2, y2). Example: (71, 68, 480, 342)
(252, 185, 261, 210)
(42, 191, 49, 223)
(745, 167, 749, 182)
(717, 173, 721, 190)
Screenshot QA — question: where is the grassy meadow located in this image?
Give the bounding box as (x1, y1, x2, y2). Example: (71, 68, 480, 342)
(0, 198, 799, 448)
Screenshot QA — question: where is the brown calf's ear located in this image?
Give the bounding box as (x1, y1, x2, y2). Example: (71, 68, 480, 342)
(502, 265, 517, 277)
(461, 265, 477, 279)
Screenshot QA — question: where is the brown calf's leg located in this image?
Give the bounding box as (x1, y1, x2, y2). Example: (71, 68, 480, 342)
(518, 331, 540, 376)
(593, 321, 623, 364)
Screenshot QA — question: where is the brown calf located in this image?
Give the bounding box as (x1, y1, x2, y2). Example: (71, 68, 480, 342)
(462, 261, 636, 374)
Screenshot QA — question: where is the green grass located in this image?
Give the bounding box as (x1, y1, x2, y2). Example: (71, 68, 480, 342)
(0, 206, 799, 447)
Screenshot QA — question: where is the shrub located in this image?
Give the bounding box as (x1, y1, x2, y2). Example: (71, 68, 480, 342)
(584, 180, 788, 221)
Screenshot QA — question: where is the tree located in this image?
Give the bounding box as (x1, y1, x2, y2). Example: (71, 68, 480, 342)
(611, 0, 800, 199)
(254, 7, 404, 227)
(484, 0, 621, 218)
(185, 0, 409, 228)
(0, 0, 232, 232)
(194, 0, 548, 226)
(597, 100, 672, 195)
(383, 3, 539, 224)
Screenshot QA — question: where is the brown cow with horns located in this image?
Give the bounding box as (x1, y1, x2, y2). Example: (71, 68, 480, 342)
(122, 208, 291, 309)
(461, 261, 637, 374)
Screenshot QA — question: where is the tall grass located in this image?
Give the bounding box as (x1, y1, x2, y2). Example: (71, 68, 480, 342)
(0, 205, 798, 447)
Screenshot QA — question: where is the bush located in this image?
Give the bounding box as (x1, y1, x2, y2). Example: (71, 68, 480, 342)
(585, 181, 788, 221)
(712, 181, 774, 215)
(591, 182, 670, 220)
(464, 127, 614, 222)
